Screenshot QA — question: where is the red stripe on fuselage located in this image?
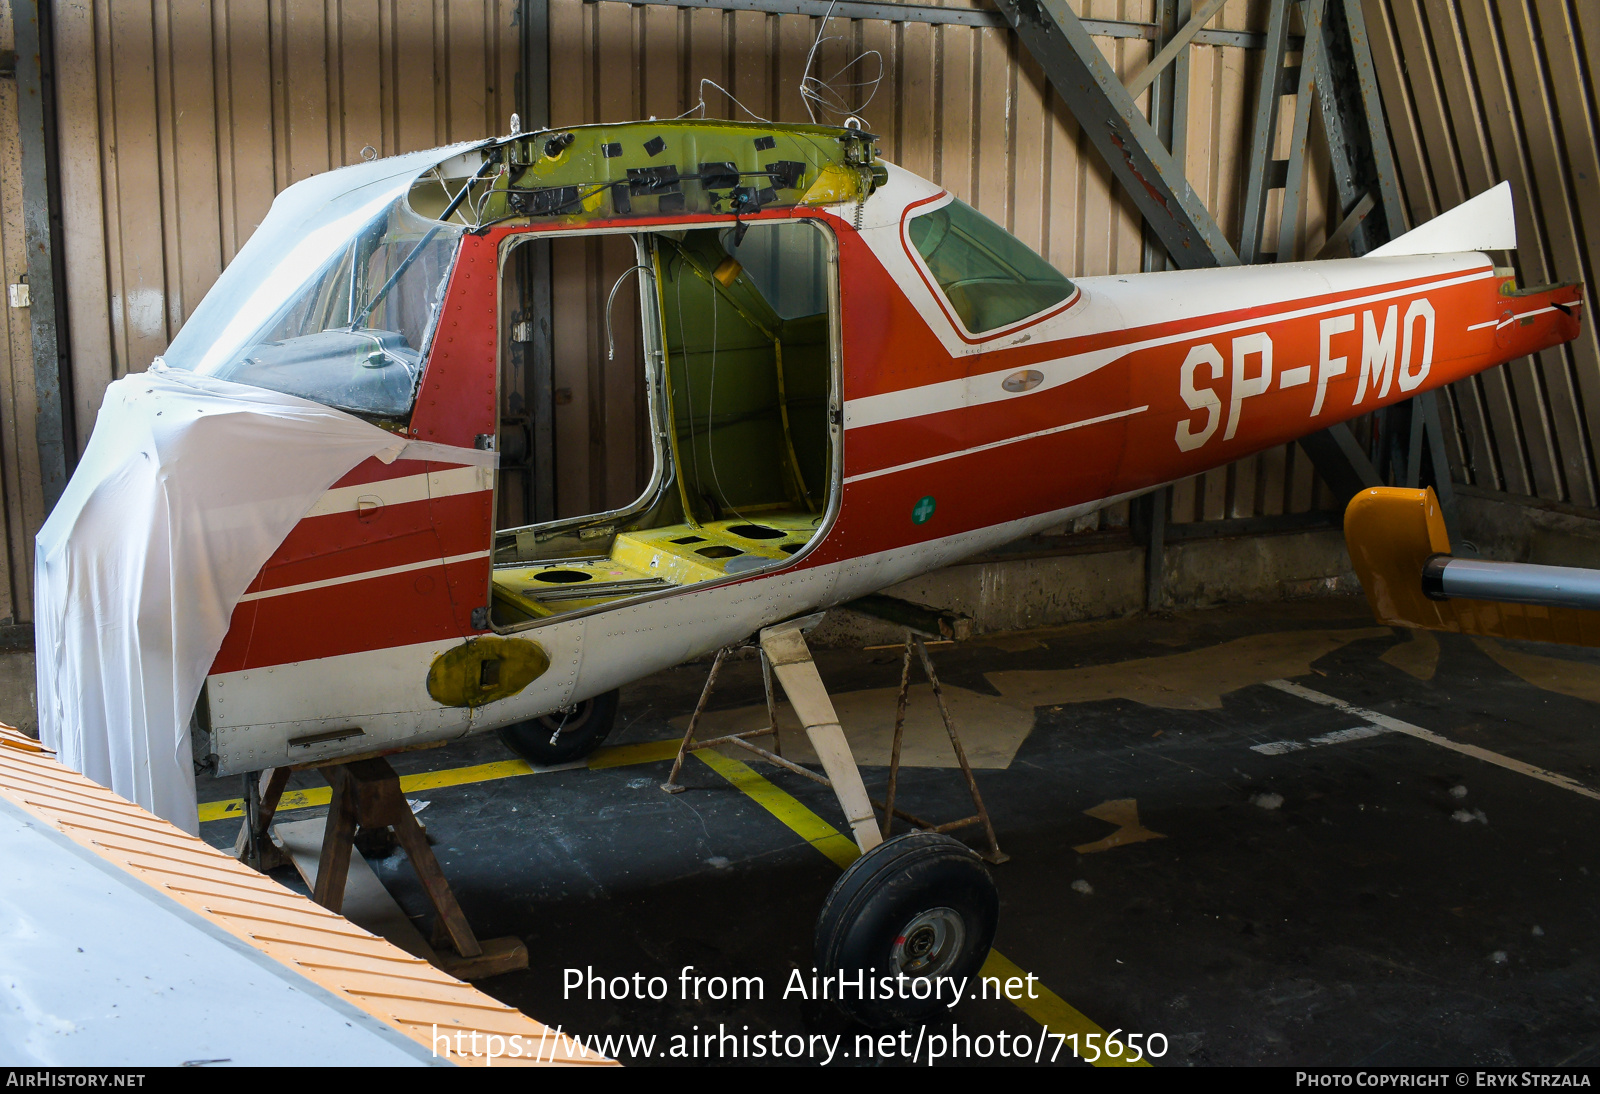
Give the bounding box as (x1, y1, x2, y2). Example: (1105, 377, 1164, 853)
(211, 557, 486, 672)
(843, 267, 1497, 479)
(247, 488, 491, 593)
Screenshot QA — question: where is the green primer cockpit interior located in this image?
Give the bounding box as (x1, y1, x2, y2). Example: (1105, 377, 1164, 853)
(657, 227, 830, 519)
(489, 218, 836, 628)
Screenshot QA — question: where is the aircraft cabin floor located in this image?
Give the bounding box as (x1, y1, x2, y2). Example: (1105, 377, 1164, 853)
(199, 597, 1600, 1067)
(492, 512, 823, 623)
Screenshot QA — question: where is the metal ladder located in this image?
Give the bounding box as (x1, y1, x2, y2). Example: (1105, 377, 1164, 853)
(1237, 0, 1459, 530)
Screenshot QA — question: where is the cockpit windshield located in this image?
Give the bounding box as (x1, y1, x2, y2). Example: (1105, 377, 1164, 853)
(161, 146, 472, 421)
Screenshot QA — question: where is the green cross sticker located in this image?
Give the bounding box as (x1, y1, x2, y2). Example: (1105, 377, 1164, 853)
(912, 495, 936, 525)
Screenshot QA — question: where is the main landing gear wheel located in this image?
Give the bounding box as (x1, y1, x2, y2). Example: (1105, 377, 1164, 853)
(496, 689, 619, 765)
(814, 831, 999, 1028)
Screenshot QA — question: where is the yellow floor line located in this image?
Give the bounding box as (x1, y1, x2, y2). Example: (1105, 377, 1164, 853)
(695, 748, 861, 869)
(199, 738, 691, 824)
(978, 951, 1146, 1068)
(196, 734, 1146, 1064)
(689, 749, 1149, 1067)
(198, 757, 541, 824)
(586, 738, 685, 770)
(200, 785, 332, 824)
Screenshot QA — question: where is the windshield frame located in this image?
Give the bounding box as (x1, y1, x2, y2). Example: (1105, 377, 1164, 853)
(898, 193, 1081, 344)
(159, 143, 483, 420)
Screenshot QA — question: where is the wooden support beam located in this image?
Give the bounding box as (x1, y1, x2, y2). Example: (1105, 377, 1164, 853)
(307, 758, 527, 979)
(760, 621, 883, 853)
(234, 767, 291, 872)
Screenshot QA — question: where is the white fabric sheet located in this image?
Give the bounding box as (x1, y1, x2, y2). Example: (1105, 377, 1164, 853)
(34, 366, 420, 834)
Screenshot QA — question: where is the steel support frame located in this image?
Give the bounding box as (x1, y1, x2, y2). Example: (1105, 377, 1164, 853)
(1234, 0, 1457, 523)
(13, 0, 72, 512)
(996, 0, 1451, 522)
(581, 0, 1286, 45)
(1316, 0, 1456, 531)
(1234, 0, 1375, 512)
(1239, 0, 1402, 263)
(992, 0, 1238, 269)
(1138, 0, 1188, 608)
(1126, 0, 1228, 98)
(518, 0, 557, 522)
(1314, 0, 1406, 255)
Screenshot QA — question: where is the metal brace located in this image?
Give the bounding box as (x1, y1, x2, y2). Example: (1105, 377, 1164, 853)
(881, 633, 1009, 864)
(660, 642, 786, 793)
(660, 620, 1008, 863)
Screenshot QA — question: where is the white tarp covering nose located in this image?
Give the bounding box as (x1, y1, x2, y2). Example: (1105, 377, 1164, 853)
(34, 366, 416, 833)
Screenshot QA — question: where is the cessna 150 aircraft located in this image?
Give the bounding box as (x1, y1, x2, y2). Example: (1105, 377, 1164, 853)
(135, 118, 1578, 1024)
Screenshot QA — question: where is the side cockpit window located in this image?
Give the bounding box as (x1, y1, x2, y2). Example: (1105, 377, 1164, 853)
(908, 199, 1074, 334)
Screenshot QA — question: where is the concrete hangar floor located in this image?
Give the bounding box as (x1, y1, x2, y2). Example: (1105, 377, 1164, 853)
(198, 597, 1600, 1067)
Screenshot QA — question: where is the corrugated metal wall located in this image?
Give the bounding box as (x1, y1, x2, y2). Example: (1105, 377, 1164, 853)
(1364, 0, 1600, 511)
(0, 4, 46, 624)
(36, 0, 1550, 617)
(51, 0, 521, 458)
(546, 0, 1342, 527)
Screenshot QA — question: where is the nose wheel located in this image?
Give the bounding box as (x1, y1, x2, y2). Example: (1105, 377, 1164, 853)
(815, 831, 999, 1028)
(495, 688, 619, 765)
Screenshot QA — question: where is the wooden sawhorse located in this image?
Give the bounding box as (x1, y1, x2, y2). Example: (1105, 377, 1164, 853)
(236, 755, 527, 980)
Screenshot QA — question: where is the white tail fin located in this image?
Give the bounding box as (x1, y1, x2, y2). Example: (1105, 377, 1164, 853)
(1366, 180, 1517, 257)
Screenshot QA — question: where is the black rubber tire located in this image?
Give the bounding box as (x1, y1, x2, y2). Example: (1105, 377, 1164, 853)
(496, 689, 619, 765)
(814, 831, 999, 1028)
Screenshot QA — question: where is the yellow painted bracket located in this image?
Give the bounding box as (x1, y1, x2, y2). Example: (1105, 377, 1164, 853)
(427, 636, 551, 708)
(1345, 486, 1600, 646)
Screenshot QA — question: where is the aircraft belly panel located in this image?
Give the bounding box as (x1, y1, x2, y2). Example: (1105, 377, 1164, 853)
(208, 621, 585, 774)
(212, 710, 469, 777)
(824, 493, 1124, 607)
(574, 566, 840, 702)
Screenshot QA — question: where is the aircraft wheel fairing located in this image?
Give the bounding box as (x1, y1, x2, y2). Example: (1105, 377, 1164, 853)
(814, 831, 999, 1028)
(495, 689, 620, 765)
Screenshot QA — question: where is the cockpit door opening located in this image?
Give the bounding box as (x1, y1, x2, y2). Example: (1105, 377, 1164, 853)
(488, 218, 840, 629)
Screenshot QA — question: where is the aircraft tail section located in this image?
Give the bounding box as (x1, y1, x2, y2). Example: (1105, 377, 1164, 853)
(1366, 181, 1517, 257)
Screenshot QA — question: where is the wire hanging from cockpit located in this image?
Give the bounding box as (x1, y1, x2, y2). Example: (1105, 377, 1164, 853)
(798, 0, 884, 125)
(676, 78, 773, 124)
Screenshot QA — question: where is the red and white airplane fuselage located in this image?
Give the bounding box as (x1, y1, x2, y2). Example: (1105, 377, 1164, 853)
(201, 149, 1582, 776)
